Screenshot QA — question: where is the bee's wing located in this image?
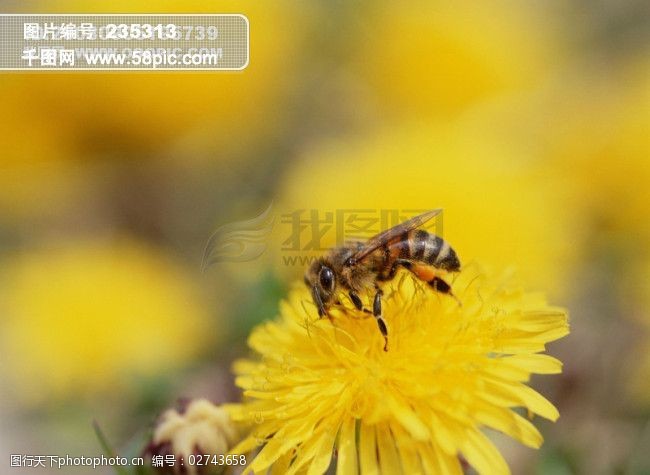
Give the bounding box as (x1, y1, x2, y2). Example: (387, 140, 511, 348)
(348, 209, 441, 264)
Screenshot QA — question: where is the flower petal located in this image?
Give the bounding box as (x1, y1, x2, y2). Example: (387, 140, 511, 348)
(385, 393, 429, 441)
(460, 429, 510, 475)
(359, 423, 379, 475)
(337, 418, 359, 475)
(392, 425, 423, 474)
(473, 401, 543, 448)
(376, 424, 401, 474)
(501, 353, 563, 375)
(307, 427, 337, 475)
(480, 378, 560, 421)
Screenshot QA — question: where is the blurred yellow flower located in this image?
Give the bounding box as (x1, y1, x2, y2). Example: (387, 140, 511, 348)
(350, 1, 566, 120)
(535, 55, 649, 337)
(276, 121, 577, 296)
(0, 79, 84, 220)
(0, 239, 212, 405)
(545, 57, 650, 252)
(149, 399, 240, 475)
(228, 266, 568, 474)
(3, 0, 308, 157)
(0, 1, 311, 218)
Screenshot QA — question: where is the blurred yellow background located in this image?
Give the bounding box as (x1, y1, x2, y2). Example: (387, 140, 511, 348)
(0, 1, 648, 474)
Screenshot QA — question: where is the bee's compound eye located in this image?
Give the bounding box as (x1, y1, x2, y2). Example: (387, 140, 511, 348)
(319, 267, 335, 292)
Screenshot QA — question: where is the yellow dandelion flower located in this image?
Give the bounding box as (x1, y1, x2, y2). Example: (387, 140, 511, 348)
(149, 399, 240, 475)
(228, 265, 568, 474)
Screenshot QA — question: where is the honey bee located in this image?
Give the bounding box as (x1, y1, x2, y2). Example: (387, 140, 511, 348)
(304, 209, 460, 351)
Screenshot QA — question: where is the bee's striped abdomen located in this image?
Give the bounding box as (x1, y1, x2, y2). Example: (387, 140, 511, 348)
(406, 229, 460, 271)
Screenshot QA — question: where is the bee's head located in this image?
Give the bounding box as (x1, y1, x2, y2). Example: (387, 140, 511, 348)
(304, 258, 337, 317)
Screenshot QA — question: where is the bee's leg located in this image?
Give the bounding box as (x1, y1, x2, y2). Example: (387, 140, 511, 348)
(398, 260, 460, 303)
(428, 276, 451, 294)
(348, 291, 373, 319)
(372, 288, 389, 351)
(429, 276, 461, 304)
(349, 291, 363, 311)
